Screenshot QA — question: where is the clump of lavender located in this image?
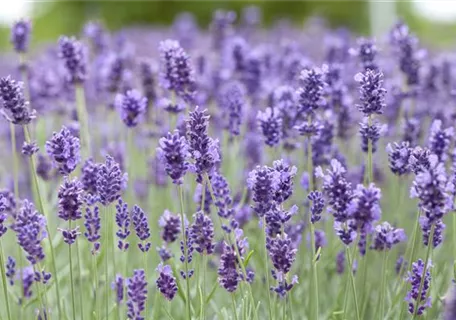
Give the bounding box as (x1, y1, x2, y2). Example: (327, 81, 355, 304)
(387, 142, 411, 176)
(132, 205, 151, 252)
(371, 222, 406, 250)
(84, 205, 101, 254)
(309, 191, 324, 224)
(126, 269, 147, 320)
(156, 263, 178, 301)
(159, 210, 181, 243)
(187, 107, 219, 182)
(0, 76, 36, 125)
(6, 256, 15, 285)
(58, 36, 87, 83)
(115, 89, 147, 127)
(189, 211, 215, 255)
(247, 165, 279, 217)
(428, 119, 454, 163)
(157, 130, 189, 185)
(45, 126, 80, 175)
(405, 259, 432, 316)
(115, 199, 130, 251)
(97, 155, 125, 206)
(11, 19, 31, 53)
(267, 233, 298, 297)
(159, 39, 195, 102)
(113, 274, 124, 305)
(13, 200, 47, 264)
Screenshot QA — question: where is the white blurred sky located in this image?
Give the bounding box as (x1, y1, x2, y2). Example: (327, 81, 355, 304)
(0, 0, 456, 26)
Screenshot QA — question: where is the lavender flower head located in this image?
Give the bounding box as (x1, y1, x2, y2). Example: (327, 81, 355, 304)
(11, 19, 31, 53)
(187, 107, 220, 182)
(22, 141, 39, 157)
(247, 165, 280, 217)
(211, 172, 234, 219)
(0, 76, 36, 125)
(350, 38, 377, 71)
(420, 217, 445, 248)
(219, 81, 245, 137)
(115, 89, 147, 128)
(45, 126, 80, 175)
(157, 130, 189, 185)
(13, 200, 47, 264)
(296, 66, 327, 116)
(132, 205, 151, 252)
(354, 68, 386, 116)
(410, 154, 452, 223)
(97, 155, 124, 206)
(159, 210, 181, 243)
(58, 177, 83, 221)
(387, 141, 411, 176)
(359, 118, 386, 153)
(272, 159, 297, 204)
(218, 242, 240, 292)
(349, 183, 382, 230)
(112, 274, 124, 304)
(6, 256, 15, 285)
(156, 263, 178, 301)
(371, 222, 406, 250)
(84, 205, 101, 254)
(428, 119, 454, 163)
(159, 39, 195, 102)
(115, 199, 130, 251)
(309, 191, 325, 224)
(257, 107, 283, 147)
(58, 36, 87, 83)
(405, 259, 432, 316)
(0, 195, 7, 238)
(81, 158, 98, 195)
(316, 159, 353, 222)
(189, 211, 215, 255)
(126, 269, 147, 320)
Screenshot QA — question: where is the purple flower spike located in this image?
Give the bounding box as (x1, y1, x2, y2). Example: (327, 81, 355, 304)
(405, 259, 432, 316)
(159, 39, 195, 102)
(247, 165, 280, 217)
(58, 36, 87, 84)
(11, 19, 31, 53)
(0, 195, 7, 238)
(273, 159, 297, 204)
(58, 177, 83, 221)
(115, 89, 147, 128)
(159, 210, 181, 243)
(257, 107, 283, 147)
(428, 119, 454, 163)
(187, 107, 220, 182)
(97, 155, 124, 206)
(316, 159, 353, 222)
(126, 269, 147, 320)
(45, 126, 80, 175)
(84, 205, 101, 254)
(112, 274, 124, 304)
(219, 81, 245, 137)
(334, 220, 357, 246)
(22, 141, 39, 157)
(59, 226, 81, 245)
(296, 66, 327, 117)
(351, 38, 377, 71)
(444, 284, 456, 320)
(157, 130, 189, 185)
(132, 205, 151, 252)
(309, 191, 325, 224)
(139, 60, 156, 104)
(189, 211, 215, 255)
(336, 250, 345, 274)
(411, 154, 452, 223)
(266, 233, 296, 275)
(115, 199, 130, 251)
(211, 172, 234, 219)
(359, 118, 386, 154)
(13, 200, 47, 265)
(81, 158, 98, 195)
(371, 222, 406, 250)
(6, 256, 15, 285)
(156, 263, 178, 301)
(387, 142, 411, 176)
(218, 243, 240, 293)
(409, 147, 431, 174)
(0, 76, 36, 125)
(420, 217, 445, 248)
(354, 69, 386, 116)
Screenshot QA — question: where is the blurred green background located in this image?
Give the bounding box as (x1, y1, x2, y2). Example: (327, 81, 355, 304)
(1, 0, 455, 48)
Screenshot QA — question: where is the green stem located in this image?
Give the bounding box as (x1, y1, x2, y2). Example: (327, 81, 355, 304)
(92, 253, 100, 320)
(202, 254, 207, 320)
(367, 115, 373, 184)
(105, 206, 110, 320)
(178, 185, 192, 320)
(69, 221, 76, 320)
(75, 84, 91, 160)
(10, 124, 19, 198)
(231, 293, 239, 320)
(0, 241, 12, 320)
(23, 125, 62, 318)
(76, 238, 84, 320)
(32, 265, 46, 317)
(412, 226, 434, 319)
(346, 246, 361, 320)
(262, 217, 273, 320)
(143, 252, 148, 320)
(453, 210, 456, 280)
(379, 251, 389, 320)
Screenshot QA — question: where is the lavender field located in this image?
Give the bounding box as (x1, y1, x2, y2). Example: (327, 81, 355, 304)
(0, 7, 455, 320)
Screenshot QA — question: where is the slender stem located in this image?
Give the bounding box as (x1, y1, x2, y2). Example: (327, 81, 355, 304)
(92, 253, 100, 320)
(367, 115, 373, 184)
(178, 185, 192, 320)
(412, 226, 434, 319)
(231, 293, 239, 320)
(69, 221, 76, 320)
(32, 265, 46, 317)
(346, 246, 361, 320)
(379, 251, 389, 320)
(10, 124, 19, 198)
(23, 125, 63, 318)
(76, 238, 85, 320)
(75, 84, 91, 160)
(262, 217, 273, 320)
(453, 210, 456, 280)
(143, 252, 148, 320)
(0, 241, 12, 320)
(105, 206, 111, 320)
(202, 254, 207, 320)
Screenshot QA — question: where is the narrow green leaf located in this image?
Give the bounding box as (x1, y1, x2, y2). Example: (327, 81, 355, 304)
(243, 250, 255, 268)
